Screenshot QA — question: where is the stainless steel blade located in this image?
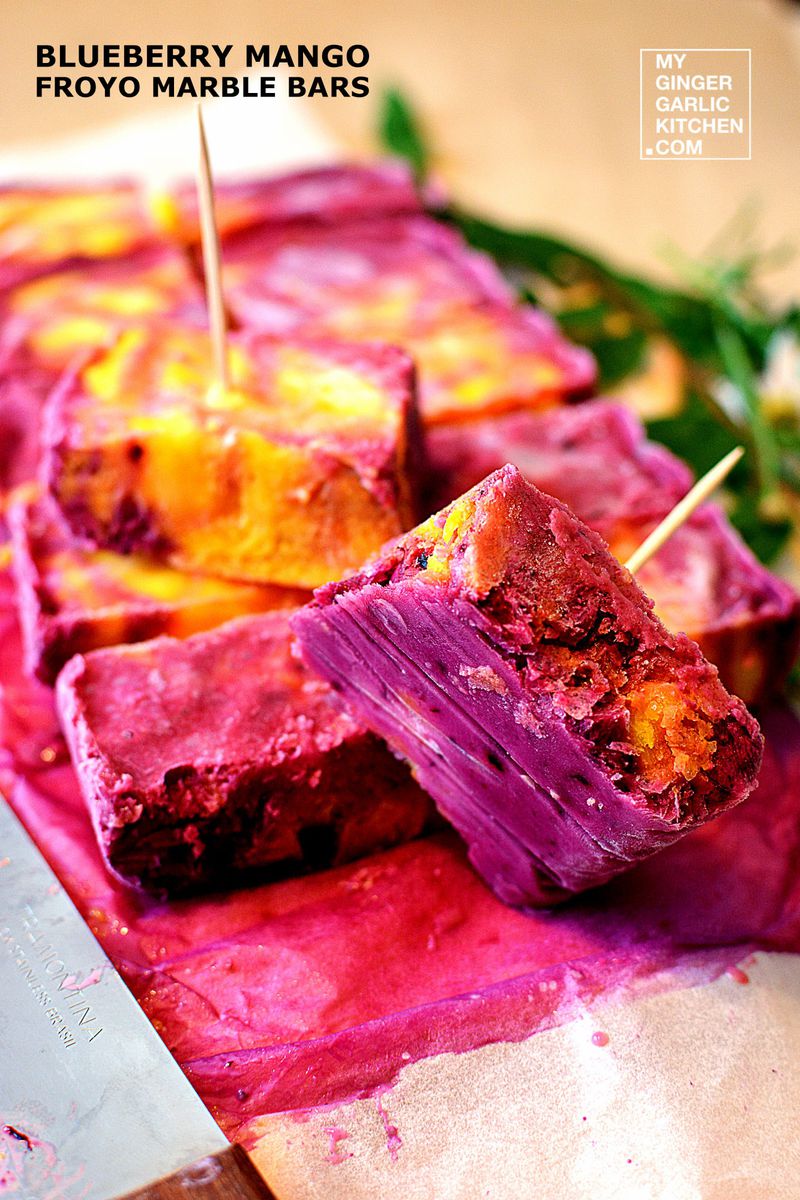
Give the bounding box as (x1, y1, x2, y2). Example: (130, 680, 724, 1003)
(0, 795, 228, 1200)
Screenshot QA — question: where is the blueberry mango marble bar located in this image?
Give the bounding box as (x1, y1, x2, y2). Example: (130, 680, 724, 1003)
(220, 215, 516, 333)
(0, 246, 205, 493)
(0, 183, 162, 293)
(220, 215, 595, 424)
(56, 612, 433, 895)
(46, 324, 419, 588)
(425, 400, 692, 534)
(162, 160, 430, 245)
(9, 495, 307, 683)
(293, 466, 763, 907)
(0, 244, 205, 380)
(426, 402, 800, 704)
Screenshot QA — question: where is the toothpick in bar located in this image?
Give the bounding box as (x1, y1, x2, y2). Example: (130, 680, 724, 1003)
(196, 105, 229, 390)
(625, 445, 745, 575)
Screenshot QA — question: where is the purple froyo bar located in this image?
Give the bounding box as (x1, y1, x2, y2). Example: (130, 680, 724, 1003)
(0, 182, 161, 293)
(425, 401, 692, 530)
(0, 375, 41, 493)
(45, 324, 420, 588)
(0, 245, 205, 494)
(56, 613, 433, 895)
(165, 160, 433, 244)
(220, 214, 515, 330)
(9, 495, 307, 684)
(426, 402, 800, 703)
(0, 244, 205, 370)
(219, 215, 596, 423)
(293, 465, 763, 908)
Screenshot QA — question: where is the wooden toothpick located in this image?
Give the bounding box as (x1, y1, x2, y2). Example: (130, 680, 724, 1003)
(196, 105, 229, 390)
(625, 445, 745, 575)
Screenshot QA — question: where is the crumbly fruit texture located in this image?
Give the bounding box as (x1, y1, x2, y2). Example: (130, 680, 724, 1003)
(46, 323, 418, 588)
(376, 472, 757, 813)
(293, 465, 764, 906)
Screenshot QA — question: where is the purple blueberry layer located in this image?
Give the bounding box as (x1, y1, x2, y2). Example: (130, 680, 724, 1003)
(220, 213, 518, 333)
(293, 465, 763, 907)
(425, 401, 692, 531)
(56, 612, 433, 895)
(8, 495, 305, 684)
(171, 160, 436, 244)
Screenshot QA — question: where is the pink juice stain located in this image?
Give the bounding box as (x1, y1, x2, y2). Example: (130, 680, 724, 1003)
(0, 1125, 83, 1198)
(322, 1126, 352, 1166)
(591, 1031, 610, 1048)
(727, 966, 750, 985)
(61, 965, 106, 991)
(376, 1096, 402, 1161)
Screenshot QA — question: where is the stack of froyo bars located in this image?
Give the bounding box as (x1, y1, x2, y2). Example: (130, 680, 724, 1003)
(1, 163, 794, 906)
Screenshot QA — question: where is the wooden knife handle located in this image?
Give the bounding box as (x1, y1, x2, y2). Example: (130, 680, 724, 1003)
(119, 1143, 279, 1199)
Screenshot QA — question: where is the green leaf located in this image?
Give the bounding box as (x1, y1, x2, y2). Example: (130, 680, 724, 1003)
(712, 318, 780, 498)
(591, 330, 649, 389)
(647, 391, 740, 479)
(377, 89, 429, 181)
(649, 396, 790, 562)
(450, 209, 624, 291)
(729, 491, 792, 565)
(555, 304, 648, 388)
(785, 659, 800, 703)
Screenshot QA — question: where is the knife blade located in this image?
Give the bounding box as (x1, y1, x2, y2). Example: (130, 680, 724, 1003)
(0, 795, 276, 1199)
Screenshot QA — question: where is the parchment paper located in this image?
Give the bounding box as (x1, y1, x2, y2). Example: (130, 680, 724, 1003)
(245, 952, 800, 1200)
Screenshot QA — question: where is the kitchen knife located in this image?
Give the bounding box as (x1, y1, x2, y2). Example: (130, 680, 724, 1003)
(0, 795, 277, 1199)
